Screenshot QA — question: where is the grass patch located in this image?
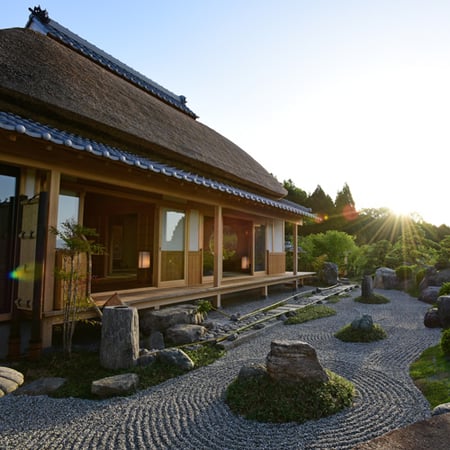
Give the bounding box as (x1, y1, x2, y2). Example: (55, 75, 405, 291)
(410, 344, 450, 408)
(325, 295, 342, 304)
(334, 324, 387, 342)
(354, 294, 390, 304)
(5, 344, 224, 400)
(284, 304, 336, 325)
(225, 369, 355, 423)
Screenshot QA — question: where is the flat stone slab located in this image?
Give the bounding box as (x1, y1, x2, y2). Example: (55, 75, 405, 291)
(14, 377, 66, 396)
(91, 373, 139, 398)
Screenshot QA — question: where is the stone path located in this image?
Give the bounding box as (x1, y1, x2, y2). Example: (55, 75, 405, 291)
(0, 289, 442, 449)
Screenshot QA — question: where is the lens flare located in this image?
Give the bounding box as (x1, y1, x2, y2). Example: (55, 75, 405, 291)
(343, 204, 358, 221)
(9, 263, 39, 282)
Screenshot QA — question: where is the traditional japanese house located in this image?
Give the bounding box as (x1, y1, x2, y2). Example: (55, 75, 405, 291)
(0, 7, 315, 358)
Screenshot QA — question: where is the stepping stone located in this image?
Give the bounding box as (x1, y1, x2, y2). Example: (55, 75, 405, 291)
(14, 377, 66, 396)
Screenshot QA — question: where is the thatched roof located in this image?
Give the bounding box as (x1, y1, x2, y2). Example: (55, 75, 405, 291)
(0, 24, 287, 199)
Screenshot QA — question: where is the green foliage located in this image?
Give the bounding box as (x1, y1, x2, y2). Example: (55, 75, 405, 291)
(441, 329, 450, 356)
(438, 282, 450, 297)
(195, 300, 213, 314)
(299, 230, 357, 274)
(225, 370, 355, 423)
(284, 179, 449, 276)
(436, 235, 450, 269)
(416, 268, 426, 286)
(395, 265, 413, 281)
(6, 345, 224, 399)
(334, 323, 387, 342)
(284, 304, 336, 325)
(410, 345, 450, 407)
(51, 219, 105, 358)
(284, 179, 309, 207)
(358, 240, 392, 275)
(354, 294, 390, 304)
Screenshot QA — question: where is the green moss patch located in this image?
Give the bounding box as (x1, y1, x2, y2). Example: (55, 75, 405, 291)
(410, 344, 450, 408)
(5, 345, 225, 400)
(225, 369, 355, 423)
(354, 294, 390, 304)
(284, 304, 336, 325)
(335, 324, 387, 342)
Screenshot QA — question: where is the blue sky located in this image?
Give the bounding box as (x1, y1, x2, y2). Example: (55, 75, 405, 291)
(2, 1, 450, 226)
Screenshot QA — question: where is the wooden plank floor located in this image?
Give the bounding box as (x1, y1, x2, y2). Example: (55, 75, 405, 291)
(90, 272, 316, 310)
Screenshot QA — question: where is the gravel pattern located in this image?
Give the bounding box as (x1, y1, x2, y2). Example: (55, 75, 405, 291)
(0, 288, 442, 450)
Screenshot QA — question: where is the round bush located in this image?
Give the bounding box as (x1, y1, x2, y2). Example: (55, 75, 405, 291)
(441, 329, 450, 356)
(395, 265, 413, 282)
(225, 370, 355, 423)
(335, 323, 387, 342)
(438, 282, 450, 297)
(415, 268, 426, 287)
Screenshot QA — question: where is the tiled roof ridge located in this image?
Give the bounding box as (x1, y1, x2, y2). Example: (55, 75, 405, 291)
(26, 6, 198, 119)
(0, 111, 314, 218)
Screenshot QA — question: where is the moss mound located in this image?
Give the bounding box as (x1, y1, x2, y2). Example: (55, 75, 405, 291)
(284, 304, 336, 325)
(354, 294, 390, 304)
(225, 369, 355, 423)
(335, 323, 387, 342)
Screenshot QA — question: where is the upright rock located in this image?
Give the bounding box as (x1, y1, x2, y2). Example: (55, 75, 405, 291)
(437, 295, 450, 328)
(266, 340, 328, 383)
(100, 306, 139, 369)
(374, 267, 398, 289)
(322, 262, 338, 285)
(361, 275, 373, 298)
(351, 314, 374, 331)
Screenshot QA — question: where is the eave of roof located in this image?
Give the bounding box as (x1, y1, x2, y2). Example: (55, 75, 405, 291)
(0, 111, 315, 219)
(25, 7, 198, 119)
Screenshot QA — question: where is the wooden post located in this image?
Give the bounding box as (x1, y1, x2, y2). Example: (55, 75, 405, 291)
(293, 221, 298, 275)
(213, 205, 223, 288)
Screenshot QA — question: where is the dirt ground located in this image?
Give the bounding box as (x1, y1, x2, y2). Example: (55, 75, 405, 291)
(353, 412, 450, 449)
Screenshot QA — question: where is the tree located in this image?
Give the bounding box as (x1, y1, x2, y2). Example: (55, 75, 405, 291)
(52, 220, 104, 357)
(283, 179, 309, 207)
(299, 230, 357, 275)
(335, 183, 357, 222)
(308, 185, 335, 221)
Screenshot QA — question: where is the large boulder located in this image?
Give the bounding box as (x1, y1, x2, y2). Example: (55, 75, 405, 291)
(237, 363, 268, 382)
(374, 267, 398, 289)
(321, 262, 338, 285)
(419, 267, 450, 291)
(419, 286, 441, 304)
(139, 304, 205, 335)
(266, 340, 328, 383)
(157, 348, 194, 371)
(437, 296, 450, 328)
(166, 324, 207, 345)
(100, 306, 140, 370)
(361, 275, 373, 298)
(424, 307, 441, 328)
(351, 314, 374, 331)
(91, 373, 139, 398)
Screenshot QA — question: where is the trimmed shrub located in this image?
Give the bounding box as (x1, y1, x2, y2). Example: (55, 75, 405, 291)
(354, 294, 389, 304)
(335, 323, 387, 342)
(441, 329, 450, 356)
(395, 265, 413, 282)
(438, 282, 450, 297)
(415, 268, 426, 287)
(225, 369, 355, 423)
